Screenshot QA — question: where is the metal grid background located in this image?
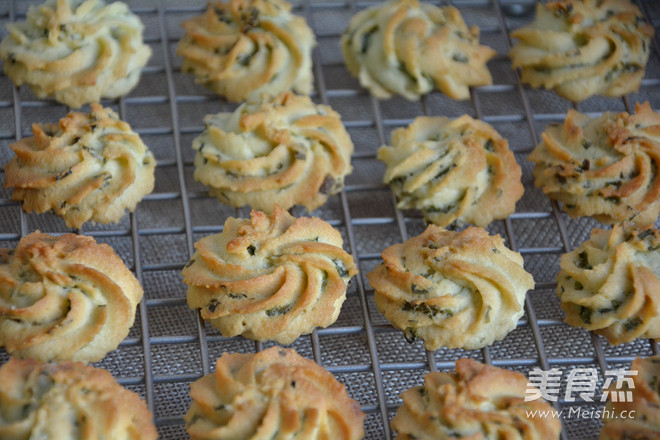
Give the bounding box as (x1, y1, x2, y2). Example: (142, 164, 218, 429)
(0, 0, 660, 438)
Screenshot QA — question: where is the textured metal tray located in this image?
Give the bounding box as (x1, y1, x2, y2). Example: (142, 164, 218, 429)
(1, 1, 660, 439)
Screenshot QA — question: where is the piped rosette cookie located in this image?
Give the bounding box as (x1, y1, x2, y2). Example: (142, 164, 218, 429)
(509, 0, 654, 102)
(557, 225, 660, 345)
(391, 359, 562, 439)
(0, 358, 157, 439)
(177, 0, 315, 102)
(192, 91, 353, 213)
(367, 225, 534, 351)
(600, 356, 660, 439)
(378, 115, 523, 228)
(0, 0, 152, 108)
(341, 0, 495, 100)
(182, 206, 357, 344)
(185, 347, 365, 440)
(529, 102, 660, 226)
(4, 104, 156, 229)
(0, 232, 143, 362)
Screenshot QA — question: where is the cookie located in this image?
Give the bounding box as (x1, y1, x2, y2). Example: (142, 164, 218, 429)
(529, 102, 660, 226)
(509, 0, 654, 102)
(600, 357, 660, 439)
(0, 358, 157, 440)
(182, 206, 358, 344)
(4, 104, 156, 229)
(378, 115, 523, 228)
(185, 347, 365, 440)
(177, 0, 315, 102)
(392, 358, 562, 440)
(341, 0, 495, 100)
(557, 225, 660, 345)
(367, 225, 534, 351)
(0, 0, 151, 108)
(0, 231, 143, 362)
(192, 91, 353, 213)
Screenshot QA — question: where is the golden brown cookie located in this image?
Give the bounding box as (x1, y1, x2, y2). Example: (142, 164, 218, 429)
(557, 225, 660, 345)
(185, 347, 365, 440)
(341, 0, 495, 100)
(529, 102, 660, 226)
(192, 91, 353, 213)
(0, 231, 143, 362)
(182, 206, 358, 344)
(600, 357, 660, 439)
(509, 0, 654, 102)
(367, 225, 534, 351)
(378, 115, 523, 228)
(177, 0, 315, 102)
(0, 0, 152, 108)
(0, 358, 157, 440)
(392, 358, 562, 440)
(4, 104, 156, 229)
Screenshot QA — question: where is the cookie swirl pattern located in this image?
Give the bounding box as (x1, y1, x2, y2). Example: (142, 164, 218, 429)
(4, 104, 156, 229)
(192, 92, 353, 213)
(0, 232, 143, 362)
(0, 0, 152, 108)
(600, 357, 660, 439)
(529, 102, 660, 226)
(185, 347, 365, 440)
(392, 358, 561, 440)
(557, 225, 660, 345)
(182, 206, 358, 344)
(378, 115, 523, 228)
(0, 358, 157, 440)
(177, 0, 315, 102)
(367, 225, 534, 351)
(509, 0, 654, 102)
(341, 0, 495, 100)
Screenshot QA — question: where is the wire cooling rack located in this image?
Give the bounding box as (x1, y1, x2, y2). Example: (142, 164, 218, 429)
(1, 0, 660, 438)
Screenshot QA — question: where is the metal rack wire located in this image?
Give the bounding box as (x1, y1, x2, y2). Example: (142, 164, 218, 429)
(1, 0, 660, 438)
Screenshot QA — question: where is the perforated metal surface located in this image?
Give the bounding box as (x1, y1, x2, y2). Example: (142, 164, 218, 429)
(0, 1, 660, 439)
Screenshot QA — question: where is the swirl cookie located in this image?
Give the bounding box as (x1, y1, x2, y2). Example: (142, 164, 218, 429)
(392, 358, 562, 440)
(177, 0, 315, 102)
(182, 206, 358, 344)
(192, 91, 353, 213)
(509, 0, 654, 102)
(600, 357, 660, 439)
(367, 225, 534, 351)
(185, 347, 365, 440)
(529, 102, 660, 226)
(557, 225, 660, 345)
(0, 358, 157, 440)
(379, 115, 523, 228)
(4, 104, 156, 229)
(341, 0, 495, 100)
(0, 231, 143, 362)
(0, 0, 151, 108)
